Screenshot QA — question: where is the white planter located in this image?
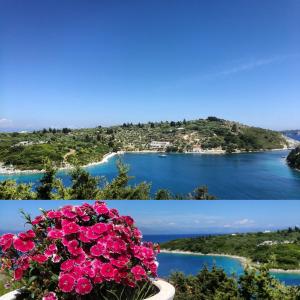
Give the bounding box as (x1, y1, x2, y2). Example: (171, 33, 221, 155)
(0, 290, 21, 300)
(145, 279, 175, 300)
(0, 280, 175, 300)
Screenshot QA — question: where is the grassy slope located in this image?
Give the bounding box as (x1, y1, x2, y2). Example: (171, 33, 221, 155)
(0, 117, 287, 170)
(161, 228, 300, 270)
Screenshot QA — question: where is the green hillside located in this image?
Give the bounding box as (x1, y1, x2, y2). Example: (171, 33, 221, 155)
(161, 228, 300, 270)
(0, 117, 288, 170)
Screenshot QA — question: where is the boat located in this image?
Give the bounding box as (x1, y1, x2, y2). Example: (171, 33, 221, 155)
(158, 154, 167, 158)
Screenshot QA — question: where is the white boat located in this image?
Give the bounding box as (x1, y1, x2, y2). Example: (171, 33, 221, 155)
(158, 154, 167, 158)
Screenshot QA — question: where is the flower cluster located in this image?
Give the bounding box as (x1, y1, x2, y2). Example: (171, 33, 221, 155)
(0, 202, 159, 299)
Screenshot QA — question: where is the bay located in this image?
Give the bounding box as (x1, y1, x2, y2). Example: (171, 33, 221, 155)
(1, 150, 300, 199)
(144, 234, 300, 286)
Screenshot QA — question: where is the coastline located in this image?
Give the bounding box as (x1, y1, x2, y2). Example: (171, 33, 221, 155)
(0, 152, 120, 175)
(126, 148, 291, 155)
(160, 249, 300, 274)
(160, 249, 250, 268)
(0, 145, 293, 175)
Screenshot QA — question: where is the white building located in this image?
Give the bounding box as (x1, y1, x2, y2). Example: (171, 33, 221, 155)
(149, 141, 172, 150)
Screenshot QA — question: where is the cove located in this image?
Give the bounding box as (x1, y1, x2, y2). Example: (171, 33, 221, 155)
(157, 252, 300, 286)
(1, 150, 300, 199)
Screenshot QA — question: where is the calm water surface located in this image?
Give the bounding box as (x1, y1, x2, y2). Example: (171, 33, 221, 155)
(1, 150, 300, 199)
(144, 234, 300, 286)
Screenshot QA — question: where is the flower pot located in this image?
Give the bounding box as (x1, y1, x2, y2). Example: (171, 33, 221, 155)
(0, 280, 175, 300)
(0, 290, 21, 300)
(145, 279, 175, 300)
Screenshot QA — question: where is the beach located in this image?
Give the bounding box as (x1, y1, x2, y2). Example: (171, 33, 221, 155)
(160, 249, 250, 268)
(0, 152, 120, 175)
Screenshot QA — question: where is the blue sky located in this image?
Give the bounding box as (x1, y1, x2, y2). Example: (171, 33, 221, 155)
(1, 0, 300, 131)
(0, 200, 299, 234)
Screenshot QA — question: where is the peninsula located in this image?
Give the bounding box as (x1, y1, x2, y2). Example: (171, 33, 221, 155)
(0, 117, 293, 172)
(160, 227, 300, 272)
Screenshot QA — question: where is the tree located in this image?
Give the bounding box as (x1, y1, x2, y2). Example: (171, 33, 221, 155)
(155, 189, 172, 200)
(0, 180, 35, 200)
(189, 186, 216, 200)
(170, 264, 299, 300)
(36, 159, 58, 199)
(100, 160, 151, 199)
(70, 166, 99, 199)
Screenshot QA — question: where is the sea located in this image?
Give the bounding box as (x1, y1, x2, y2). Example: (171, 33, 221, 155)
(1, 150, 300, 199)
(143, 234, 300, 286)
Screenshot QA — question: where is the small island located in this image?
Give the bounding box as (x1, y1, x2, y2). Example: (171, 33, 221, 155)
(0, 117, 292, 172)
(160, 227, 300, 272)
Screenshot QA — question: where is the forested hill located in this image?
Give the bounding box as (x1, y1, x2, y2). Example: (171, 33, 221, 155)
(287, 146, 300, 170)
(160, 228, 300, 270)
(0, 117, 289, 170)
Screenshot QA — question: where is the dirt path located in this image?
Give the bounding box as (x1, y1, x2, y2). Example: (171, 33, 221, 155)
(63, 149, 75, 161)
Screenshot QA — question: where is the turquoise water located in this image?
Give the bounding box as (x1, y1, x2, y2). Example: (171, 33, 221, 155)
(157, 252, 300, 286)
(142, 234, 300, 286)
(1, 150, 300, 199)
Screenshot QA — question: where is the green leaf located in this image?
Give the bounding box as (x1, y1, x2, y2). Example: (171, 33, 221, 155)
(28, 275, 38, 284)
(51, 274, 59, 281)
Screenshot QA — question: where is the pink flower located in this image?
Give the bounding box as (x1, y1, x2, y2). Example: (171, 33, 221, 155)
(149, 262, 158, 276)
(94, 203, 109, 215)
(47, 229, 63, 239)
(62, 222, 80, 235)
(32, 254, 48, 264)
(74, 253, 86, 264)
(17, 256, 30, 270)
(61, 206, 77, 219)
(90, 244, 106, 257)
(42, 292, 58, 300)
(82, 266, 95, 278)
(111, 257, 129, 268)
(32, 215, 44, 225)
(78, 228, 91, 243)
(82, 215, 90, 222)
(110, 240, 126, 253)
(86, 228, 100, 240)
(19, 230, 35, 240)
(47, 210, 62, 219)
(0, 202, 159, 294)
(58, 273, 75, 293)
(60, 259, 75, 271)
(67, 240, 84, 256)
(75, 277, 93, 295)
(14, 268, 23, 281)
(123, 216, 134, 226)
(0, 233, 14, 252)
(13, 238, 35, 252)
(45, 244, 57, 257)
(93, 272, 104, 284)
(52, 254, 61, 263)
(92, 223, 107, 235)
(100, 263, 116, 279)
(70, 266, 83, 280)
(131, 265, 146, 281)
